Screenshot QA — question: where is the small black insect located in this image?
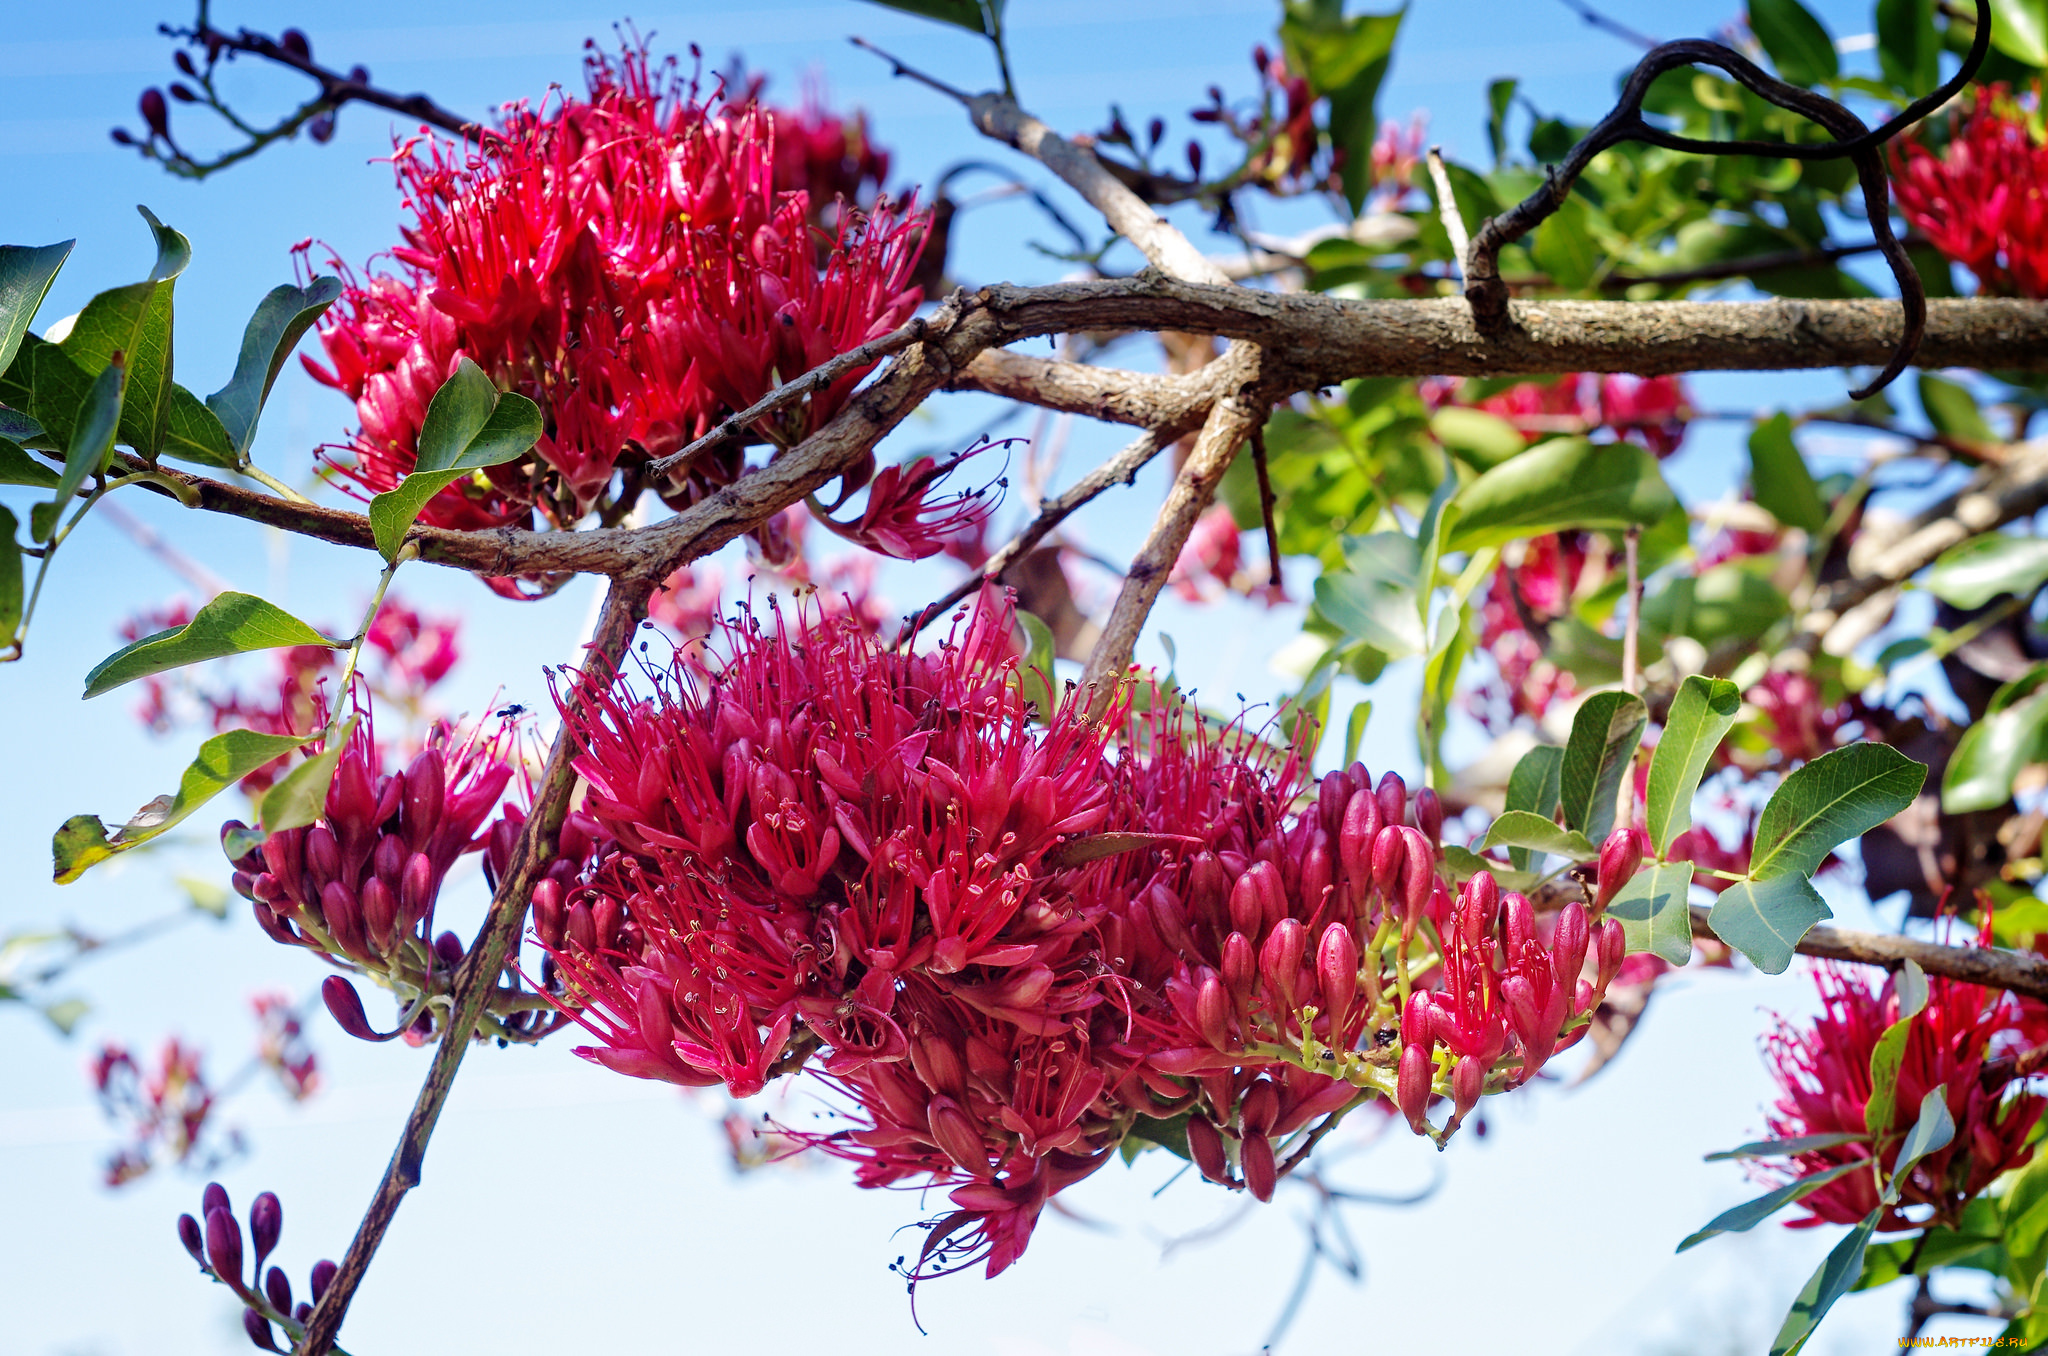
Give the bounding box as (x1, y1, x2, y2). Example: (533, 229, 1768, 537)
(495, 703, 527, 718)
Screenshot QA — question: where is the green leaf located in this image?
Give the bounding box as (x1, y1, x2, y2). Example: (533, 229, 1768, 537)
(161, 384, 238, 470)
(858, 0, 996, 36)
(1439, 844, 1542, 894)
(1313, 533, 1426, 658)
(1918, 372, 1997, 444)
(1944, 682, 2048, 813)
(1558, 691, 1647, 843)
(0, 333, 94, 452)
(1429, 406, 1523, 471)
(82, 591, 338, 699)
(257, 715, 357, 835)
(1677, 1160, 1865, 1252)
(1748, 413, 1827, 534)
(1989, 0, 2048, 70)
(1646, 675, 1743, 855)
(1281, 1, 1405, 213)
(367, 360, 543, 561)
(48, 207, 190, 460)
(178, 873, 230, 919)
(1865, 1015, 1914, 1139)
(0, 505, 21, 650)
(1749, 0, 1840, 85)
(1751, 742, 1929, 880)
(1479, 810, 1598, 860)
(52, 728, 313, 883)
(1447, 439, 1678, 551)
(39, 996, 89, 1035)
(136, 205, 192, 284)
(0, 240, 74, 379)
(1708, 873, 1832, 974)
(0, 436, 59, 488)
(1887, 1089, 1957, 1200)
(1879, 0, 1943, 89)
(1768, 1208, 1883, 1356)
(1925, 533, 2048, 610)
(206, 278, 342, 461)
(1705, 1132, 1867, 1162)
(1343, 699, 1372, 767)
(1640, 563, 1791, 648)
(1124, 1112, 1191, 1162)
(1608, 861, 1697, 965)
(1015, 608, 1059, 723)
(1896, 958, 1928, 1020)
(1504, 743, 1564, 872)
(1531, 191, 1601, 291)
(39, 358, 124, 542)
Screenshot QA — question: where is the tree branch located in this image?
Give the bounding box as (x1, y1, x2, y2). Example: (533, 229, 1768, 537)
(1688, 904, 2048, 1000)
(294, 580, 650, 1355)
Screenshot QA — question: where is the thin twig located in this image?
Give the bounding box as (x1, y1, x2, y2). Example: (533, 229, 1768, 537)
(1552, 0, 1660, 49)
(294, 581, 651, 1355)
(1250, 425, 1283, 597)
(1425, 147, 1470, 286)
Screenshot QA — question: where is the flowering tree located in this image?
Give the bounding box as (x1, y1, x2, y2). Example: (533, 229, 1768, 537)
(13, 0, 2048, 1349)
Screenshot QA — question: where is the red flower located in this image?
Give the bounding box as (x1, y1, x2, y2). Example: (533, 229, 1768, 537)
(815, 444, 999, 561)
(1891, 84, 2048, 299)
(1758, 962, 2044, 1230)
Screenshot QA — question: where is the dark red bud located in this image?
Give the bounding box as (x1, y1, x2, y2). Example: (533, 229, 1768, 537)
(1299, 831, 1334, 912)
(635, 983, 675, 1050)
(178, 1213, 206, 1265)
(1187, 1114, 1230, 1185)
(169, 82, 197, 102)
(264, 1266, 293, 1316)
(321, 976, 381, 1042)
(1593, 825, 1645, 913)
(205, 1206, 244, 1291)
(1241, 1131, 1277, 1202)
(1503, 892, 1536, 957)
(1595, 917, 1627, 992)
(434, 931, 464, 969)
(1339, 789, 1381, 889)
(1227, 868, 1264, 938)
(926, 1096, 987, 1175)
(402, 748, 445, 852)
(1552, 902, 1590, 994)
(303, 826, 340, 891)
(1147, 116, 1164, 145)
(371, 834, 406, 891)
(1398, 828, 1433, 936)
(140, 88, 169, 138)
(1221, 931, 1257, 1001)
(348, 64, 370, 84)
(1195, 970, 1231, 1050)
(1259, 917, 1307, 1013)
(1452, 1054, 1485, 1120)
(203, 1182, 230, 1219)
(174, 50, 197, 76)
(1397, 1043, 1432, 1132)
(1375, 771, 1407, 831)
(328, 749, 375, 834)
(320, 880, 364, 957)
(1370, 823, 1405, 900)
(1415, 788, 1443, 845)
(111, 128, 136, 146)
(1316, 923, 1359, 1028)
(1460, 870, 1501, 948)
(1241, 1079, 1280, 1136)
(310, 1260, 337, 1303)
(1503, 973, 1548, 1076)
(568, 901, 597, 952)
(1188, 852, 1230, 935)
(1403, 990, 1437, 1051)
(279, 28, 311, 60)
(399, 852, 436, 931)
(248, 1191, 281, 1271)
(243, 1309, 281, 1352)
(531, 878, 566, 949)
(360, 877, 398, 954)
(1186, 139, 1204, 176)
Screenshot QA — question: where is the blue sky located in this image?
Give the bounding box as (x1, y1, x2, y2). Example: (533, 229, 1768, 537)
(0, 2, 1992, 1353)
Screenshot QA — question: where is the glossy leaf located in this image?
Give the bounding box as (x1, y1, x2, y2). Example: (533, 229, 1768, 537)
(161, 385, 238, 469)
(1531, 192, 1600, 292)
(0, 334, 94, 452)
(1887, 1089, 1957, 1200)
(39, 359, 124, 542)
(1944, 673, 2048, 813)
(0, 505, 20, 651)
(82, 591, 337, 699)
(1749, 0, 1840, 85)
(50, 207, 190, 460)
(0, 239, 74, 379)
(1014, 608, 1059, 723)
(1748, 413, 1827, 533)
(1864, 1015, 1914, 1139)
(1447, 439, 1677, 551)
(1750, 742, 1928, 880)
(1479, 810, 1598, 861)
(1989, 0, 2048, 74)
(367, 360, 543, 561)
(1503, 742, 1564, 872)
(1768, 1208, 1882, 1356)
(1878, 0, 1942, 91)
(1676, 1160, 1864, 1252)
(1896, 958, 1929, 1020)
(52, 729, 313, 883)
(1640, 563, 1790, 648)
(1704, 1132, 1867, 1162)
(1313, 533, 1426, 658)
(206, 277, 343, 461)
(1558, 691, 1647, 843)
(1281, 0, 1404, 213)
(1429, 406, 1522, 471)
(1646, 675, 1743, 855)
(859, 0, 995, 36)
(1707, 873, 1831, 974)
(0, 437, 58, 489)
(257, 715, 357, 835)
(1918, 372, 1996, 444)
(1607, 861, 1697, 965)
(1925, 533, 2048, 610)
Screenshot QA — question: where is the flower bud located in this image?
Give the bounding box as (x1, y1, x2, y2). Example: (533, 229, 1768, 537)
(1259, 917, 1307, 1013)
(1370, 824, 1405, 901)
(310, 1259, 337, 1303)
(1376, 771, 1408, 830)
(1460, 870, 1501, 949)
(178, 1213, 205, 1265)
(1195, 970, 1231, 1050)
(1227, 867, 1265, 939)
(1338, 790, 1382, 893)
(1503, 892, 1535, 957)
(434, 931, 464, 970)
(320, 880, 365, 958)
(248, 1191, 281, 1272)
(1397, 1042, 1432, 1132)
(1316, 923, 1359, 1030)
(1551, 901, 1590, 995)
(1414, 787, 1444, 846)
(1452, 1053, 1485, 1120)
(1503, 973, 1549, 1078)
(1595, 917, 1627, 992)
(1402, 990, 1437, 1052)
(205, 1205, 244, 1292)
(279, 28, 311, 60)
(927, 1096, 988, 1175)
(303, 826, 341, 893)
(174, 50, 197, 76)
(243, 1309, 281, 1353)
(321, 976, 383, 1042)
(360, 877, 398, 955)
(1241, 1131, 1277, 1202)
(261, 829, 306, 904)
(1187, 1114, 1230, 1185)
(348, 64, 371, 85)
(635, 982, 675, 1050)
(203, 1182, 230, 1220)
(531, 877, 566, 949)
(1299, 830, 1334, 913)
(592, 896, 623, 953)
(402, 748, 445, 853)
(909, 1033, 966, 1099)
(327, 749, 376, 837)
(400, 852, 437, 932)
(169, 81, 197, 102)
(139, 88, 169, 138)
(1398, 827, 1433, 940)
(1593, 826, 1644, 913)
(568, 901, 597, 952)
(1240, 1079, 1280, 1136)
(1187, 852, 1231, 938)
(264, 1266, 293, 1316)
(1221, 931, 1257, 1002)
(371, 833, 406, 892)
(1317, 772, 1350, 839)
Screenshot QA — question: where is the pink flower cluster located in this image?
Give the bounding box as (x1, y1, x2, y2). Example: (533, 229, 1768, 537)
(1422, 373, 1693, 458)
(93, 1037, 230, 1187)
(303, 41, 928, 546)
(1891, 84, 2048, 299)
(535, 589, 1636, 1278)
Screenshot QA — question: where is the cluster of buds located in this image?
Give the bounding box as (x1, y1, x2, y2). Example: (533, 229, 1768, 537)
(175, 1184, 339, 1352)
(1473, 533, 1588, 727)
(534, 588, 1653, 1280)
(250, 993, 320, 1101)
(303, 39, 928, 562)
(224, 717, 525, 1041)
(1756, 961, 2047, 1231)
(92, 1037, 237, 1187)
(1420, 373, 1693, 458)
(1891, 83, 2048, 299)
